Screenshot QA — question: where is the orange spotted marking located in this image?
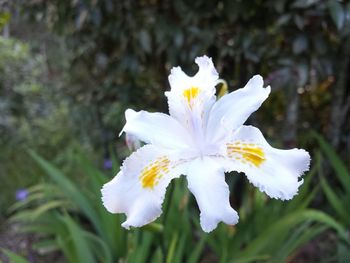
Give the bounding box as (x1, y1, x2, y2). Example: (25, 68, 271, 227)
(227, 142, 265, 167)
(139, 157, 170, 189)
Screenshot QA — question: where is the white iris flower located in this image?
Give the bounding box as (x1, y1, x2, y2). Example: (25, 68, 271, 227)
(101, 56, 311, 233)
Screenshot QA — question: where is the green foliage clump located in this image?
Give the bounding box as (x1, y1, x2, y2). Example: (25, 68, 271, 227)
(316, 134, 350, 261)
(6, 149, 349, 263)
(0, 36, 96, 215)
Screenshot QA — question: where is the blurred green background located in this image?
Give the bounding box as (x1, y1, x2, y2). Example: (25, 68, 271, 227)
(1, 0, 350, 262)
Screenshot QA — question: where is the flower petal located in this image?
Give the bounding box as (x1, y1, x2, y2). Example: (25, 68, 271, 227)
(121, 109, 194, 149)
(165, 56, 218, 125)
(206, 75, 271, 143)
(165, 56, 219, 145)
(167, 55, 218, 95)
(186, 157, 238, 232)
(101, 145, 184, 229)
(224, 125, 310, 200)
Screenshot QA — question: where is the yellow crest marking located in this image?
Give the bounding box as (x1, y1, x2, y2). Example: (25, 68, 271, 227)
(183, 87, 200, 106)
(227, 142, 265, 167)
(139, 157, 170, 189)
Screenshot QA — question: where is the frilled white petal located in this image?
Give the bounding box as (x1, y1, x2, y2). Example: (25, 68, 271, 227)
(165, 56, 219, 147)
(206, 75, 271, 144)
(121, 109, 194, 149)
(223, 125, 310, 200)
(167, 55, 218, 95)
(165, 56, 218, 127)
(193, 56, 219, 88)
(186, 157, 238, 232)
(101, 145, 184, 229)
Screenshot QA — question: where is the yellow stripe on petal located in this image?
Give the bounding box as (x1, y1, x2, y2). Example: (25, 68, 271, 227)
(139, 157, 170, 189)
(227, 142, 265, 167)
(183, 87, 200, 106)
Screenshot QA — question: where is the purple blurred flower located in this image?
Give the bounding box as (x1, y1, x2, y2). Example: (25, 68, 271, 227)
(15, 188, 28, 201)
(103, 159, 113, 170)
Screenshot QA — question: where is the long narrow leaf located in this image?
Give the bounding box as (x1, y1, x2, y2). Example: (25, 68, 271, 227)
(321, 177, 350, 223)
(28, 150, 104, 237)
(59, 214, 95, 263)
(1, 249, 30, 263)
(314, 133, 350, 191)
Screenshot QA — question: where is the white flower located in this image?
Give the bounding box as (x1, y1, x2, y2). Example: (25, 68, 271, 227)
(101, 56, 311, 233)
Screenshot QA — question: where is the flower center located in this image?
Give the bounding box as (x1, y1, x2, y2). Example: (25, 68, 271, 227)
(139, 157, 170, 189)
(183, 87, 200, 106)
(227, 142, 265, 167)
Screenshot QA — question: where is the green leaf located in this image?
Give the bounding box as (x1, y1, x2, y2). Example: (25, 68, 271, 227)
(293, 35, 308, 54)
(141, 222, 164, 233)
(321, 177, 350, 223)
(166, 232, 178, 263)
(60, 214, 96, 263)
(1, 249, 29, 263)
(172, 233, 187, 263)
(8, 191, 45, 213)
(29, 200, 69, 220)
(337, 241, 350, 263)
(314, 133, 350, 192)
(27, 150, 104, 237)
(328, 0, 345, 30)
(292, 0, 320, 8)
(294, 14, 304, 29)
(73, 151, 123, 257)
(274, 223, 326, 262)
(232, 255, 270, 263)
(151, 247, 164, 263)
(56, 235, 76, 263)
(188, 235, 207, 263)
(238, 209, 346, 258)
(0, 12, 11, 29)
(84, 232, 113, 263)
(31, 239, 60, 253)
(139, 30, 151, 53)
